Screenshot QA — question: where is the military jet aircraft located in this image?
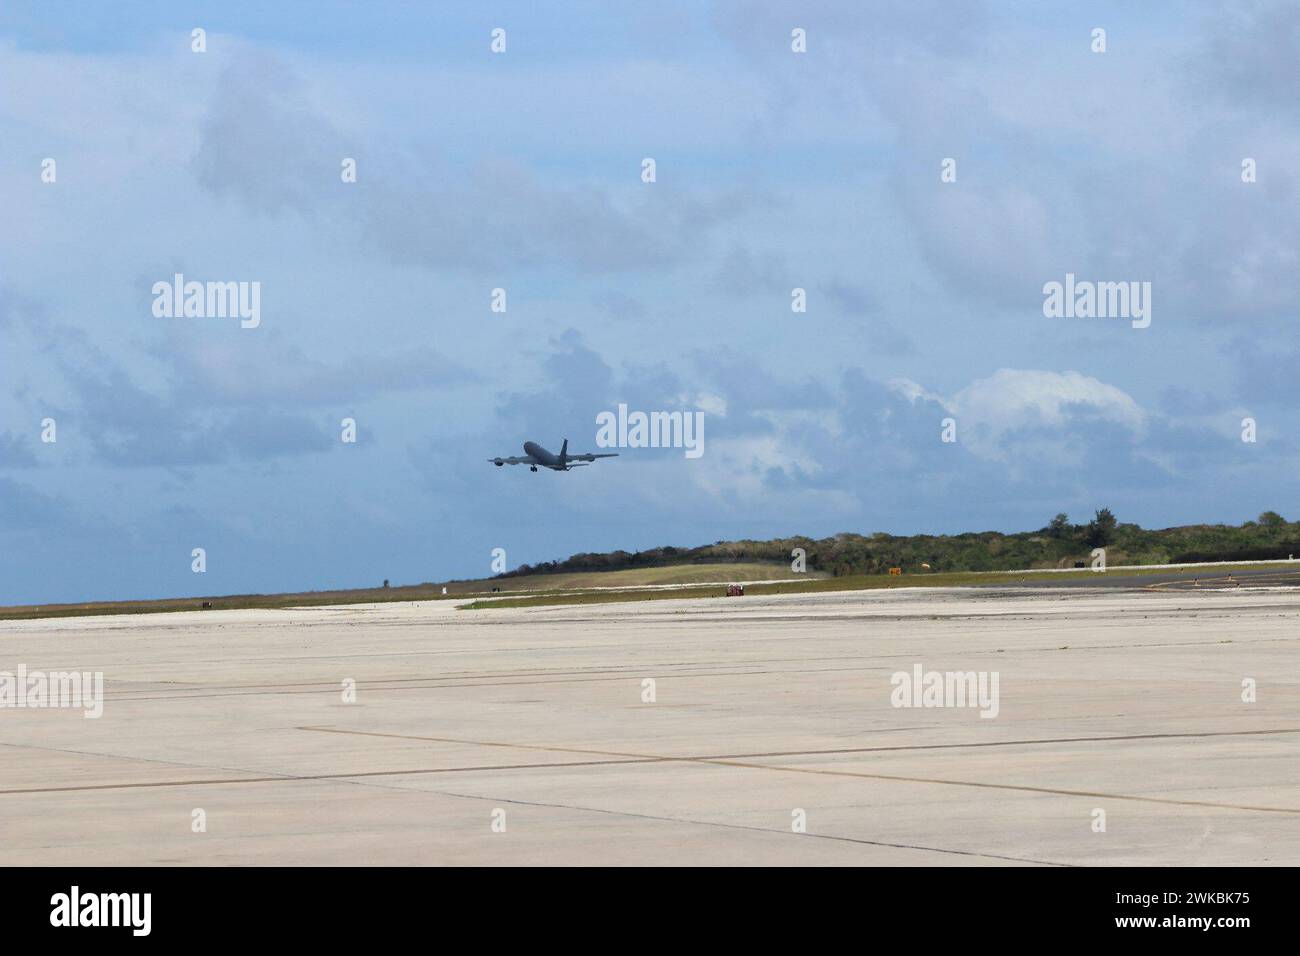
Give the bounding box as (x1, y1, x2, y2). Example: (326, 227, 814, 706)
(488, 439, 618, 472)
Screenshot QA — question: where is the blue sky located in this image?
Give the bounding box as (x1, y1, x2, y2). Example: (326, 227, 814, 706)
(3, 1, 1299, 604)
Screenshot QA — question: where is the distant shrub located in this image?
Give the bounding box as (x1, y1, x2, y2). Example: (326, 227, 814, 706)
(493, 514, 1300, 579)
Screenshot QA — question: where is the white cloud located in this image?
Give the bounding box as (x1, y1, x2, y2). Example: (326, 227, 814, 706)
(888, 377, 950, 410)
(945, 369, 1147, 468)
(955, 368, 1144, 428)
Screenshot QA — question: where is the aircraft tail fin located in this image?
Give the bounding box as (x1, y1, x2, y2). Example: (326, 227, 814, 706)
(560, 438, 568, 464)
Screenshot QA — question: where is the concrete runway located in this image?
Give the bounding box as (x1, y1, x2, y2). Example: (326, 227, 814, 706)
(1, 585, 1298, 866)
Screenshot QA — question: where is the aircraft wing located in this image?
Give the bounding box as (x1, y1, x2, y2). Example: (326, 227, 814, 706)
(488, 456, 535, 465)
(567, 453, 619, 462)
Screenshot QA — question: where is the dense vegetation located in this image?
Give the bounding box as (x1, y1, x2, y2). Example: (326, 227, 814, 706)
(499, 510, 1300, 579)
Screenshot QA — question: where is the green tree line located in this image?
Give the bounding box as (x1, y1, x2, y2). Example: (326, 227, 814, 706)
(498, 511, 1300, 579)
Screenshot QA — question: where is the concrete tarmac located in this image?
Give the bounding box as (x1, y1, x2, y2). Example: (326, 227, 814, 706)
(1, 585, 1298, 865)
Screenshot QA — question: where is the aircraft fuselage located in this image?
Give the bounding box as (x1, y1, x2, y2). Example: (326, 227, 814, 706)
(523, 441, 563, 470)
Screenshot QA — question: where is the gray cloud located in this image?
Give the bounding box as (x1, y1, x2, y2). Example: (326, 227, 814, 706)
(192, 54, 353, 218)
(1195, 0, 1300, 115)
(0, 432, 37, 467)
(191, 53, 756, 275)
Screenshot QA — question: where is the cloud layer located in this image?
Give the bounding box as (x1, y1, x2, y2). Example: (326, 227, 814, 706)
(3, 3, 1299, 603)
